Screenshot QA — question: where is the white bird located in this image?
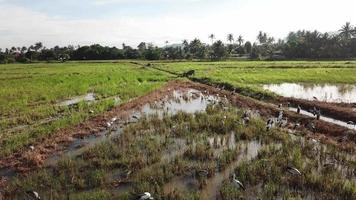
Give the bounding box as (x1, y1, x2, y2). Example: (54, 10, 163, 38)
(286, 166, 302, 176)
(26, 190, 40, 199)
(279, 117, 288, 127)
(242, 111, 250, 125)
(347, 121, 355, 126)
(196, 169, 209, 177)
(277, 111, 283, 122)
(89, 110, 94, 114)
(106, 122, 112, 128)
(266, 118, 274, 131)
(137, 192, 153, 200)
(29, 145, 35, 151)
(111, 117, 117, 122)
(232, 174, 246, 190)
(266, 123, 273, 131)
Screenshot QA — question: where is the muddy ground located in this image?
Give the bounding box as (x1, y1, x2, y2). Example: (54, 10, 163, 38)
(0, 80, 355, 189)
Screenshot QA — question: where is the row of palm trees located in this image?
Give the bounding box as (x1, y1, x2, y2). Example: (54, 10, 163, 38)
(209, 34, 244, 46)
(207, 22, 356, 46)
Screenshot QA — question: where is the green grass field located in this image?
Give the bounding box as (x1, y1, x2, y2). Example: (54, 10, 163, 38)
(0, 62, 172, 156)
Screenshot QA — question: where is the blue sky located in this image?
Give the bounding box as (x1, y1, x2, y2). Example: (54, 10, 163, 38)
(0, 0, 355, 48)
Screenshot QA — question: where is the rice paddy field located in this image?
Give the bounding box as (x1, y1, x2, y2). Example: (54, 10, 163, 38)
(0, 62, 171, 157)
(0, 61, 355, 200)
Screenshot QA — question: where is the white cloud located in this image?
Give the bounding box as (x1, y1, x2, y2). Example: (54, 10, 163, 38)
(93, 0, 204, 5)
(0, 0, 356, 49)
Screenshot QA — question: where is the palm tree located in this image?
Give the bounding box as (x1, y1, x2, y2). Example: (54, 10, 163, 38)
(165, 40, 169, 47)
(339, 22, 355, 39)
(227, 34, 234, 44)
(237, 35, 244, 46)
(209, 34, 215, 44)
(34, 42, 43, 52)
(257, 31, 267, 44)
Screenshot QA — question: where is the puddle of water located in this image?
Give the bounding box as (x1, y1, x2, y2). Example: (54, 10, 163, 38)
(142, 89, 219, 116)
(59, 93, 96, 106)
(288, 107, 356, 130)
(263, 83, 356, 103)
(163, 140, 263, 199)
(207, 132, 236, 157)
(289, 133, 356, 180)
(45, 89, 220, 167)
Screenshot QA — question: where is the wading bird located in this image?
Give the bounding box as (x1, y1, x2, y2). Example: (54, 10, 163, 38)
(196, 169, 209, 177)
(347, 121, 355, 126)
(297, 105, 301, 114)
(310, 122, 316, 133)
(279, 117, 288, 127)
(266, 118, 274, 131)
(137, 192, 153, 200)
(232, 174, 246, 190)
(277, 111, 283, 122)
(316, 110, 321, 120)
(29, 145, 35, 151)
(293, 122, 300, 129)
(266, 123, 273, 131)
(106, 122, 112, 128)
(242, 111, 250, 125)
(26, 190, 41, 199)
(111, 117, 117, 122)
(286, 166, 302, 176)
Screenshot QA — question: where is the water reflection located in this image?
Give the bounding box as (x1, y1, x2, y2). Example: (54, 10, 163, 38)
(263, 83, 356, 103)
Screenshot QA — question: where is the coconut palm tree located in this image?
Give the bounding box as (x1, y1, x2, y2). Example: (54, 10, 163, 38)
(257, 31, 267, 44)
(34, 42, 43, 52)
(237, 35, 244, 46)
(209, 34, 215, 44)
(227, 34, 234, 44)
(339, 22, 355, 39)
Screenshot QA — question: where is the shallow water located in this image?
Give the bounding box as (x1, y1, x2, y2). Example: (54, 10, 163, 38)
(288, 107, 356, 130)
(163, 140, 263, 199)
(45, 89, 220, 166)
(263, 83, 356, 103)
(59, 93, 96, 106)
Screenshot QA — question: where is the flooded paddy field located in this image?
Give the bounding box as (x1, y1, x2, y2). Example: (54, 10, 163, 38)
(1, 80, 355, 200)
(263, 83, 356, 103)
(1, 61, 356, 199)
(0, 62, 171, 158)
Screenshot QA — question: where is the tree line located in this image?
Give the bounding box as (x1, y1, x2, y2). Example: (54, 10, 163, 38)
(1, 22, 356, 64)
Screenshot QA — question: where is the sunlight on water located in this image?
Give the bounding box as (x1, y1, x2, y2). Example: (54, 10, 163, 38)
(263, 83, 356, 103)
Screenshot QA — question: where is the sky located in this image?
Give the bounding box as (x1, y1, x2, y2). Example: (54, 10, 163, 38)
(0, 0, 355, 49)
